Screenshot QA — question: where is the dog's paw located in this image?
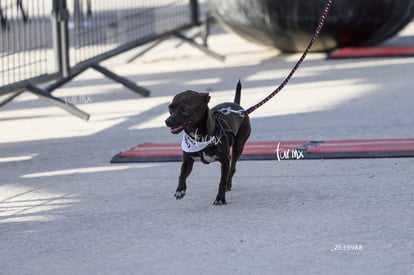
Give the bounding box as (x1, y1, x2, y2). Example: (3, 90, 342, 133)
(175, 190, 186, 200)
(213, 198, 227, 205)
(226, 180, 232, 192)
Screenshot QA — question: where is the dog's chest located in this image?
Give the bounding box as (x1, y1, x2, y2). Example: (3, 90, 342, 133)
(182, 132, 222, 163)
(191, 150, 219, 163)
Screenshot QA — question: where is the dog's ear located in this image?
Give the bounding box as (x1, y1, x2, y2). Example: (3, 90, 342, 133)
(200, 93, 210, 103)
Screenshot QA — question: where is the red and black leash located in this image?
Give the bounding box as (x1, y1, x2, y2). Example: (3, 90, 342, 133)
(244, 0, 333, 115)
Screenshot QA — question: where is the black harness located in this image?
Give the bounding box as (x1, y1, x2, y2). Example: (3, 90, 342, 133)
(186, 108, 240, 164)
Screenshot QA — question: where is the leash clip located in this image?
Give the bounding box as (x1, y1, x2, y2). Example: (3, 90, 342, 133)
(217, 107, 245, 117)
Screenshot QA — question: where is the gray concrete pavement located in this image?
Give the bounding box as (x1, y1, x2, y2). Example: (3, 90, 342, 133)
(1, 22, 414, 275)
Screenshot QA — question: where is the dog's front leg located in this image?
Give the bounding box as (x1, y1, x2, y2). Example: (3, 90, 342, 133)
(175, 154, 194, 199)
(214, 156, 230, 205)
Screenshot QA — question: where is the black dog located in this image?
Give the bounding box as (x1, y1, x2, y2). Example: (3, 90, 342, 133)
(165, 82, 251, 205)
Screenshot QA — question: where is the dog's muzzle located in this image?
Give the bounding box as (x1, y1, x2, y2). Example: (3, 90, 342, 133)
(165, 117, 186, 134)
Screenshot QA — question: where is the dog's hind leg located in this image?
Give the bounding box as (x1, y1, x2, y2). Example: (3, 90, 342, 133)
(228, 120, 250, 191)
(214, 155, 231, 205)
(227, 139, 245, 191)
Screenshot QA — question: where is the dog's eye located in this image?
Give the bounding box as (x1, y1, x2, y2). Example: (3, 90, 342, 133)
(168, 104, 175, 114)
(180, 106, 191, 116)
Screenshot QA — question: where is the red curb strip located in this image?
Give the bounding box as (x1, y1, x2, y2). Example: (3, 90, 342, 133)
(111, 138, 414, 163)
(329, 46, 414, 59)
(305, 138, 414, 159)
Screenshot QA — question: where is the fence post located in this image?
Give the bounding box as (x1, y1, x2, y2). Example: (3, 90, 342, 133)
(51, 0, 70, 77)
(190, 0, 200, 25)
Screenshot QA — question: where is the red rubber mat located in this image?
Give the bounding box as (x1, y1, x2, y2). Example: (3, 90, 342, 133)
(112, 141, 305, 163)
(329, 46, 414, 59)
(111, 138, 414, 163)
(306, 139, 414, 158)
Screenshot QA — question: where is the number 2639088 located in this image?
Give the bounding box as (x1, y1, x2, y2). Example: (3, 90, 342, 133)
(331, 244, 363, 251)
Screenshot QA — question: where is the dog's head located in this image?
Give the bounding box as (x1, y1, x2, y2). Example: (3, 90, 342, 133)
(165, 90, 210, 134)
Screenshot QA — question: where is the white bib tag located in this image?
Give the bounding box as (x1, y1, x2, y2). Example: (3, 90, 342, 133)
(181, 133, 214, 153)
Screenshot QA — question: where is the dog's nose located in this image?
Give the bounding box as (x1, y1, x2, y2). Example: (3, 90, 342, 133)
(165, 117, 174, 127)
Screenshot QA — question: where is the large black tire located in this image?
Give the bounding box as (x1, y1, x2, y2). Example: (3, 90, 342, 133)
(208, 0, 414, 52)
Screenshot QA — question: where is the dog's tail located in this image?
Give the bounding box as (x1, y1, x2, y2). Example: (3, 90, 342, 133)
(234, 79, 241, 105)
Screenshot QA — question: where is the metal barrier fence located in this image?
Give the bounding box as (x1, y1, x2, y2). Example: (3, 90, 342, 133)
(0, 1, 56, 91)
(0, 0, 213, 120)
(70, 0, 193, 65)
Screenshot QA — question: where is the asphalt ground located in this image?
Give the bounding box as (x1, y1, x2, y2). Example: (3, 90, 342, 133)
(1, 22, 414, 274)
